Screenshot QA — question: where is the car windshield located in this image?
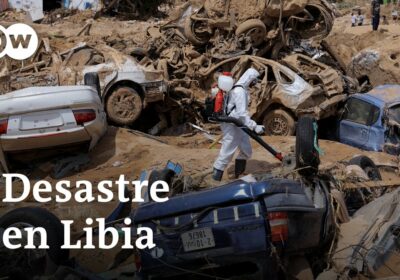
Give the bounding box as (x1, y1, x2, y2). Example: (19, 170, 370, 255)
(343, 98, 380, 126)
(388, 105, 400, 123)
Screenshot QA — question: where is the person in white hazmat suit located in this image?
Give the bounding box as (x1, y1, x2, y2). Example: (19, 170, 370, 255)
(213, 68, 265, 181)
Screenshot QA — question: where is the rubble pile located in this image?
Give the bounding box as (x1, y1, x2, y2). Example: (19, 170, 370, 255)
(99, 0, 172, 19)
(0, 0, 360, 137)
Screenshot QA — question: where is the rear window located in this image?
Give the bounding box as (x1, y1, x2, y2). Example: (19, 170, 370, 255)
(343, 98, 380, 126)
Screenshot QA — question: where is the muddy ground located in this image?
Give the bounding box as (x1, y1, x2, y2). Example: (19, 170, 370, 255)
(1, 0, 400, 275)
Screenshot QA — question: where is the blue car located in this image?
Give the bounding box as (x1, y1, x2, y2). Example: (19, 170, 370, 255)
(132, 172, 334, 279)
(339, 85, 400, 155)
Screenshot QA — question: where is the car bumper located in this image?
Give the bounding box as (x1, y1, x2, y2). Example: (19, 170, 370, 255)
(136, 201, 277, 279)
(0, 127, 91, 152)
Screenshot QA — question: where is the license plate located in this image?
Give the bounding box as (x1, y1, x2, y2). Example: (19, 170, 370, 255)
(20, 113, 63, 130)
(181, 227, 215, 252)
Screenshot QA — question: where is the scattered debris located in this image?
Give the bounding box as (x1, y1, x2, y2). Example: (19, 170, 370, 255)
(53, 154, 91, 179)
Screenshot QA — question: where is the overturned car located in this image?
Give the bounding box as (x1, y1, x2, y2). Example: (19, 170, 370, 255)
(0, 74, 107, 172)
(3, 44, 168, 127)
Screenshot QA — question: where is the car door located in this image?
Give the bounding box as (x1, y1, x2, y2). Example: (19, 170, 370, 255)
(339, 98, 380, 150)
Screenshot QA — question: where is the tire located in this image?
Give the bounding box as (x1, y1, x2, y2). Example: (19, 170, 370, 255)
(296, 116, 320, 177)
(131, 47, 148, 57)
(263, 109, 296, 136)
(0, 207, 69, 277)
(235, 19, 267, 47)
(84, 72, 101, 97)
(346, 156, 384, 211)
(349, 156, 382, 181)
(184, 17, 211, 46)
(148, 169, 177, 199)
(106, 87, 143, 126)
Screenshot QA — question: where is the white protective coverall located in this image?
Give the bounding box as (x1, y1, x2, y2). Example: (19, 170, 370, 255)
(213, 68, 260, 171)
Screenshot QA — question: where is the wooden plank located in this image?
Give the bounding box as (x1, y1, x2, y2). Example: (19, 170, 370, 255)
(343, 179, 400, 190)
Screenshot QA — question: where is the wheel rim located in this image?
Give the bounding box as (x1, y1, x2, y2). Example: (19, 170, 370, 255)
(192, 20, 210, 42)
(109, 90, 141, 121)
(267, 115, 290, 136)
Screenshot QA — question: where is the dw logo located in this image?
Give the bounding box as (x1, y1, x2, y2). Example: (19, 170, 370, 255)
(0, 23, 39, 60)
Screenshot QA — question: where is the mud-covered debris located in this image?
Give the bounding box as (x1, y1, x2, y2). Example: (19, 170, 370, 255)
(348, 50, 380, 81)
(330, 189, 400, 278)
(99, 0, 172, 19)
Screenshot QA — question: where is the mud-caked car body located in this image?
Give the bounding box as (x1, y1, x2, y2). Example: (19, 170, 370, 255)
(6, 44, 168, 127)
(183, 0, 334, 53)
(199, 55, 349, 136)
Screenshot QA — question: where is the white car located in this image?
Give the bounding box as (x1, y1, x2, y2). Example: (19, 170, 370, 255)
(0, 76, 107, 172)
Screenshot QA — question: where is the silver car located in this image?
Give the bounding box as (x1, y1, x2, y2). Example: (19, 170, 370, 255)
(0, 83, 107, 172)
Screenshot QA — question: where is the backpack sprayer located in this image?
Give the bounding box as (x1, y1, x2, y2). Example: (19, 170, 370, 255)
(205, 72, 284, 162)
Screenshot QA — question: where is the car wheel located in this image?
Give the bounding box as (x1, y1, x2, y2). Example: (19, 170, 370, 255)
(346, 156, 385, 210)
(263, 109, 296, 136)
(84, 72, 101, 97)
(0, 207, 69, 278)
(296, 116, 320, 177)
(235, 19, 267, 47)
(106, 87, 143, 126)
(184, 17, 211, 46)
(348, 156, 382, 181)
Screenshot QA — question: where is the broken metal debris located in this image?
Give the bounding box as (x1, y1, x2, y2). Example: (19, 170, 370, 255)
(1, 0, 370, 137)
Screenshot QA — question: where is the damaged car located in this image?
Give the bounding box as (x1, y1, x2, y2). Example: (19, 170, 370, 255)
(184, 0, 334, 45)
(131, 117, 334, 279)
(4, 43, 168, 127)
(199, 55, 350, 136)
(0, 73, 107, 173)
(339, 85, 400, 155)
(327, 187, 400, 278)
(183, 0, 334, 58)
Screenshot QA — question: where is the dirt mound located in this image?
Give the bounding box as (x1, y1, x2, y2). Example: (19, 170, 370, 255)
(326, 15, 400, 86)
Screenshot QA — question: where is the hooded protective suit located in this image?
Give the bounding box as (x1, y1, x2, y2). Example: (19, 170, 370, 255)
(213, 68, 261, 173)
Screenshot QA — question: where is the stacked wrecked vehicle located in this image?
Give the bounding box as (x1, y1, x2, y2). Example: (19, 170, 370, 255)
(134, 0, 349, 136)
(0, 0, 361, 137)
